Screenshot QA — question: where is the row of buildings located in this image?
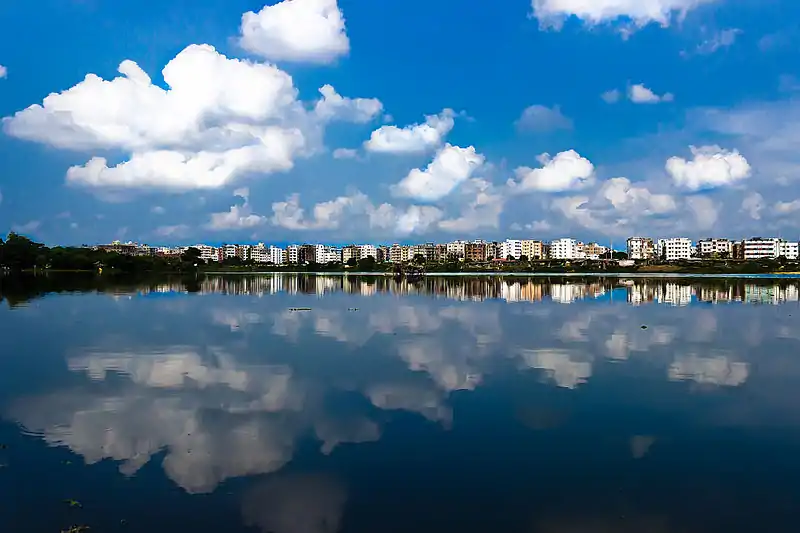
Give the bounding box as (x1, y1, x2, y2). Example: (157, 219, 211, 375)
(627, 237, 800, 261)
(96, 236, 800, 265)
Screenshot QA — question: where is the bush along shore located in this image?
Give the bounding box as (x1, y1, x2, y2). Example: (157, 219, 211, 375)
(3, 233, 800, 276)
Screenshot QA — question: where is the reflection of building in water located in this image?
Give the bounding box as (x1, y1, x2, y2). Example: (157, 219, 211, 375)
(696, 286, 735, 304)
(550, 282, 605, 304)
(626, 282, 657, 306)
(744, 284, 800, 305)
(657, 283, 693, 307)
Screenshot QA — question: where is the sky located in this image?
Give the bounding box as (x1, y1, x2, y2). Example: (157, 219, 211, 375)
(1, 0, 800, 246)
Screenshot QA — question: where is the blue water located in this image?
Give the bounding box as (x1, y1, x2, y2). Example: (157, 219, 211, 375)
(1, 274, 800, 532)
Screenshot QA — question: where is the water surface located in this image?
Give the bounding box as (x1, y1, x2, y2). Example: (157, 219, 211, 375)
(2, 274, 800, 532)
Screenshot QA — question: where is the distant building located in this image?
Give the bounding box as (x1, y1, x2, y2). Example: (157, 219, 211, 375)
(342, 245, 360, 264)
(627, 237, 655, 260)
(550, 238, 579, 260)
(579, 242, 607, 260)
(298, 244, 316, 264)
(388, 243, 403, 263)
(251, 244, 269, 263)
(359, 244, 377, 260)
(697, 238, 733, 258)
(658, 238, 693, 261)
(465, 242, 487, 262)
(742, 238, 800, 260)
(501, 240, 523, 260)
(446, 240, 468, 259)
(286, 245, 300, 264)
(269, 246, 285, 265)
(521, 240, 544, 260)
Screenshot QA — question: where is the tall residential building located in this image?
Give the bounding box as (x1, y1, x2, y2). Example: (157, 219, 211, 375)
(359, 244, 378, 260)
(465, 242, 487, 262)
(658, 238, 693, 261)
(269, 246, 285, 265)
(501, 239, 523, 260)
(697, 238, 733, 257)
(579, 242, 608, 260)
(550, 238, 579, 260)
(742, 238, 800, 260)
(627, 237, 655, 260)
(389, 244, 403, 263)
(286, 245, 300, 264)
(195, 245, 218, 262)
(315, 245, 341, 264)
(435, 244, 448, 262)
(298, 244, 316, 264)
(222, 244, 238, 260)
(378, 246, 390, 262)
(446, 240, 468, 259)
(486, 241, 503, 260)
(251, 244, 269, 263)
(342, 245, 360, 263)
(521, 240, 544, 260)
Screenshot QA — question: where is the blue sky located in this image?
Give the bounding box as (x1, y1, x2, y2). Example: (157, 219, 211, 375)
(1, 0, 800, 246)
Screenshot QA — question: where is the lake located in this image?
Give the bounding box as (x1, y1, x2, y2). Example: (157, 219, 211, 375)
(2, 274, 800, 532)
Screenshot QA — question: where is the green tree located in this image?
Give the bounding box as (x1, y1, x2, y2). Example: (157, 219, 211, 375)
(412, 253, 426, 265)
(181, 247, 203, 264)
(1, 233, 45, 270)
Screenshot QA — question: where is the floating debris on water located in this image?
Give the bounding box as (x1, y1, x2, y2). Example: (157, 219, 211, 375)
(64, 499, 82, 508)
(641, 325, 648, 329)
(348, 308, 359, 311)
(61, 526, 90, 533)
(289, 307, 312, 312)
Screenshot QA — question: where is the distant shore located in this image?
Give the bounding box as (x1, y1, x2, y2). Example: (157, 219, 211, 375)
(202, 271, 800, 279)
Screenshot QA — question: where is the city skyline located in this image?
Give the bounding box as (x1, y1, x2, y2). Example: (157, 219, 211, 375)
(1, 1, 800, 245)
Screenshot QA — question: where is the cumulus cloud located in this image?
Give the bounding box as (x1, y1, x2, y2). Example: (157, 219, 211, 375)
(531, 0, 716, 30)
(515, 105, 572, 132)
(11, 220, 41, 234)
(0, 64, 6, 79)
(313, 84, 382, 123)
(601, 89, 622, 103)
(392, 144, 485, 201)
(271, 192, 369, 230)
(509, 150, 595, 193)
(685, 195, 719, 231)
(151, 206, 166, 215)
(438, 179, 505, 233)
(666, 145, 752, 191)
(628, 83, 674, 104)
(239, 0, 349, 64)
(4, 44, 377, 192)
(332, 148, 358, 159)
(600, 177, 676, 215)
(207, 193, 267, 231)
(364, 109, 455, 154)
(775, 199, 800, 215)
(689, 28, 741, 56)
(741, 192, 764, 220)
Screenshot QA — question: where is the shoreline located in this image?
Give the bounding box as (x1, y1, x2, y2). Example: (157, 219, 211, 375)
(202, 271, 800, 279)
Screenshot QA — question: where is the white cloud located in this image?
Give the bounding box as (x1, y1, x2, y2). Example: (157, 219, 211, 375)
(313, 84, 382, 123)
(332, 148, 358, 159)
(741, 192, 764, 220)
(364, 109, 455, 154)
(775, 199, 800, 215)
(394, 205, 445, 235)
(438, 179, 505, 232)
(207, 196, 267, 231)
(0, 64, 6, 79)
(4, 44, 383, 192)
(600, 177, 677, 215)
(685, 195, 719, 231)
(239, 0, 349, 64)
(666, 145, 751, 191)
(628, 83, 674, 104)
(12, 220, 41, 234)
(601, 89, 622, 103)
(515, 105, 572, 132)
(531, 0, 716, 30)
(151, 206, 166, 215)
(691, 28, 741, 56)
(392, 144, 485, 201)
(155, 224, 190, 238)
(509, 150, 595, 193)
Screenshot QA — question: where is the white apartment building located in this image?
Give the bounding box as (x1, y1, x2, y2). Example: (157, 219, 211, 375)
(195, 245, 219, 262)
(550, 238, 579, 260)
(286, 245, 300, 264)
(388, 244, 403, 263)
(658, 238, 693, 261)
(222, 244, 237, 260)
(659, 238, 693, 261)
(578, 242, 607, 260)
(269, 246, 285, 265)
(627, 237, 655, 260)
(446, 240, 467, 259)
(250, 244, 269, 263)
(359, 244, 377, 260)
(742, 238, 800, 260)
(697, 238, 733, 257)
(501, 239, 523, 260)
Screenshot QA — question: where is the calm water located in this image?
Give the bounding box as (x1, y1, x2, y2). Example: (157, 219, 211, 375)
(2, 274, 800, 532)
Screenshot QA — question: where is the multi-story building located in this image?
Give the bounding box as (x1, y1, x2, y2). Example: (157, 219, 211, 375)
(435, 244, 448, 262)
(286, 245, 300, 264)
(359, 244, 377, 260)
(697, 238, 733, 258)
(658, 238, 693, 261)
(550, 238, 579, 260)
(298, 244, 316, 264)
(501, 240, 523, 260)
(342, 245, 360, 264)
(465, 242, 487, 262)
(446, 240, 468, 259)
(733, 242, 744, 260)
(315, 245, 341, 264)
(250, 244, 269, 263)
(221, 244, 238, 261)
(401, 245, 412, 262)
(195, 245, 218, 262)
(521, 240, 544, 260)
(579, 242, 607, 260)
(410, 243, 436, 262)
(742, 238, 800, 260)
(378, 246, 391, 262)
(269, 246, 285, 265)
(486, 241, 503, 260)
(627, 237, 655, 261)
(389, 244, 403, 263)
